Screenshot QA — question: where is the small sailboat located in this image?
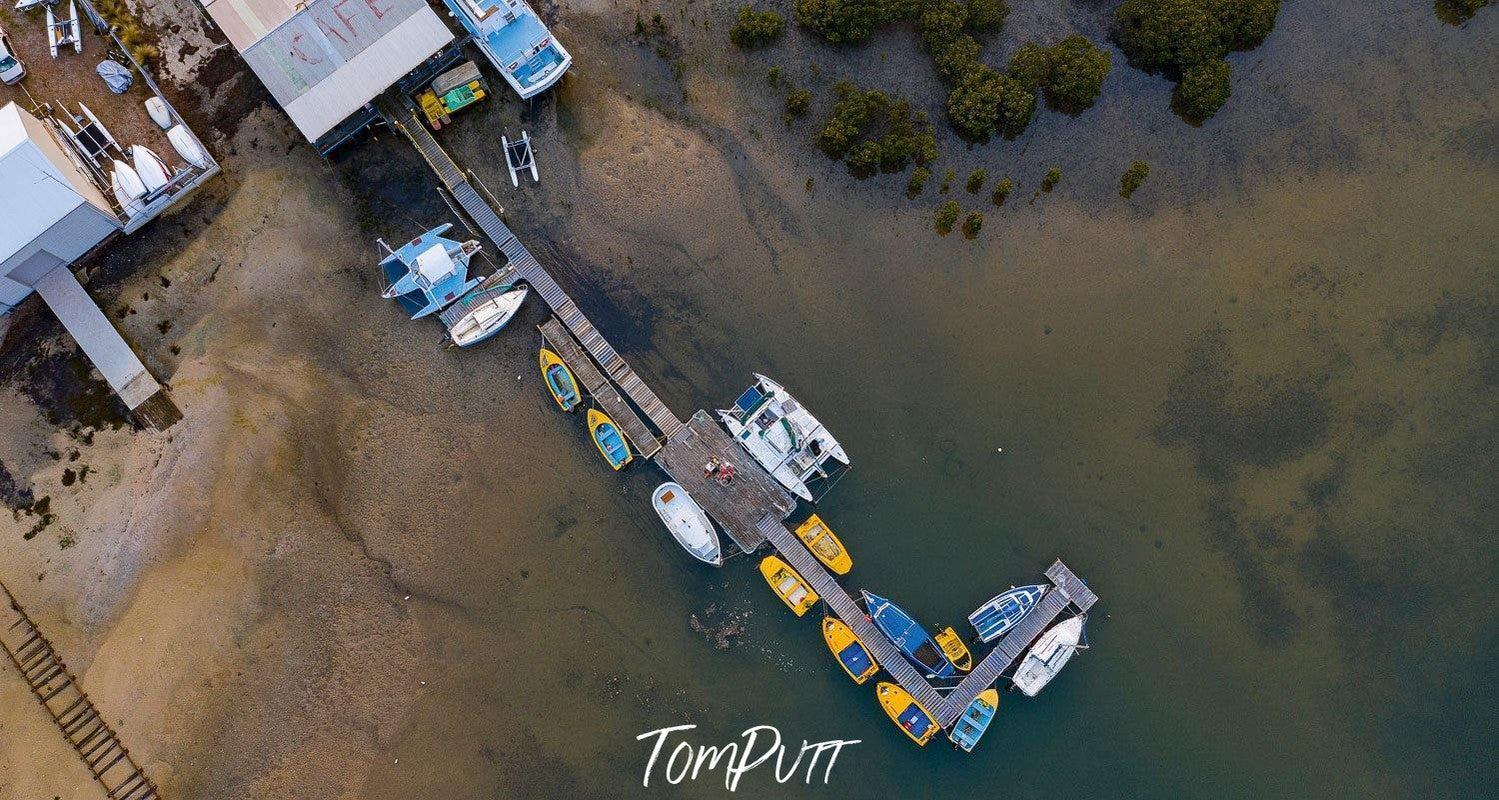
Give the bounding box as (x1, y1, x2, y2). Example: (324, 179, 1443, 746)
(441, 282, 528, 347)
(717, 374, 849, 502)
(933, 627, 973, 672)
(651, 483, 722, 566)
(948, 688, 998, 752)
(822, 618, 878, 684)
(167, 124, 212, 169)
(110, 160, 146, 211)
(131, 144, 171, 193)
(587, 409, 632, 470)
(794, 514, 851, 574)
(875, 682, 938, 746)
(378, 224, 484, 319)
(968, 584, 1047, 643)
(539, 348, 581, 411)
(862, 591, 955, 679)
(759, 556, 818, 616)
(146, 97, 173, 129)
(1012, 616, 1086, 697)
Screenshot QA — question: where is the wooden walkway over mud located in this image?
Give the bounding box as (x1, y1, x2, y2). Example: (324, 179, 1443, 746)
(381, 94, 1100, 741)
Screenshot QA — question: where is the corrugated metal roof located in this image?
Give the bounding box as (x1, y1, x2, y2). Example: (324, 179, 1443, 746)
(0, 103, 114, 270)
(201, 0, 454, 142)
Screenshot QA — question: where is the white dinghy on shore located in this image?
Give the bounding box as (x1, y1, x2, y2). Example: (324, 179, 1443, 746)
(110, 159, 146, 211)
(131, 144, 171, 193)
(651, 483, 722, 566)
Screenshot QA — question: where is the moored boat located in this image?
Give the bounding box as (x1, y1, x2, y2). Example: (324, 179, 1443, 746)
(933, 626, 973, 672)
(587, 408, 632, 470)
(441, 282, 528, 347)
(378, 224, 485, 319)
(794, 514, 851, 574)
(862, 591, 955, 679)
(759, 556, 818, 616)
(539, 348, 581, 411)
(1012, 616, 1086, 696)
(948, 688, 999, 752)
(717, 374, 849, 502)
(651, 483, 722, 566)
(968, 584, 1047, 643)
(875, 682, 938, 746)
(441, 0, 572, 99)
(821, 618, 878, 684)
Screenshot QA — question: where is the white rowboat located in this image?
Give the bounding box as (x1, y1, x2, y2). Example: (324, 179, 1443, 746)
(651, 482, 722, 566)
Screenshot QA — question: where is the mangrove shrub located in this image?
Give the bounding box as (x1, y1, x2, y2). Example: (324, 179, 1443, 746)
(730, 6, 787, 48)
(1173, 60, 1231, 124)
(946, 64, 1035, 142)
(1009, 35, 1111, 115)
(1119, 160, 1150, 197)
(935, 200, 962, 235)
(817, 82, 936, 178)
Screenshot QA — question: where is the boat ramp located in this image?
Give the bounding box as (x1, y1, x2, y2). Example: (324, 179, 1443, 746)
(378, 92, 1100, 745)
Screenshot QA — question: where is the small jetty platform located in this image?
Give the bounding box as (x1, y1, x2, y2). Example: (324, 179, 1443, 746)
(381, 92, 1100, 745)
(656, 412, 796, 553)
(1, 581, 160, 799)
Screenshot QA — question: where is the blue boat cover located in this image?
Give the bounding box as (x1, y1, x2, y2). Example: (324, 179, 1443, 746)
(898, 702, 932, 735)
(837, 642, 872, 676)
(734, 385, 764, 414)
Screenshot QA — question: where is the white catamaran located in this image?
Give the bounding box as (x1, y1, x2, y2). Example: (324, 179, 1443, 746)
(718, 374, 849, 502)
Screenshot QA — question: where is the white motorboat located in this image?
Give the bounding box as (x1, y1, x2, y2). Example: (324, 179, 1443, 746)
(110, 159, 146, 211)
(131, 144, 171, 193)
(439, 283, 528, 347)
(651, 482, 722, 566)
(1011, 616, 1086, 697)
(717, 373, 849, 502)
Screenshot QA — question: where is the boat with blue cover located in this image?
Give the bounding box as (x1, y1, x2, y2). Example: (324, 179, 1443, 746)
(948, 688, 999, 752)
(968, 584, 1047, 643)
(876, 682, 938, 746)
(822, 618, 878, 684)
(442, 0, 572, 100)
(379, 224, 484, 319)
(861, 590, 955, 679)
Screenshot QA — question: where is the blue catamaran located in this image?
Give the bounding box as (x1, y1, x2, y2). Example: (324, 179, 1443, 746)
(862, 591, 956, 679)
(379, 224, 484, 319)
(442, 0, 572, 99)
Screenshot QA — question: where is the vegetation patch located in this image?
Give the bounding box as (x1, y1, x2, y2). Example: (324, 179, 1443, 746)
(961, 211, 983, 239)
(1008, 35, 1112, 115)
(906, 166, 931, 198)
(1115, 0, 1280, 123)
(1120, 160, 1150, 198)
(1435, 0, 1493, 24)
(785, 87, 813, 119)
(94, 0, 160, 65)
(935, 200, 961, 235)
(991, 177, 1012, 206)
(730, 6, 787, 49)
(1040, 166, 1062, 192)
(816, 81, 936, 179)
(964, 168, 987, 193)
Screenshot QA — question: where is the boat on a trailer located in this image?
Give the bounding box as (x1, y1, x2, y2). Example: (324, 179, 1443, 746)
(442, 0, 572, 100)
(1012, 616, 1086, 697)
(948, 688, 999, 752)
(718, 374, 849, 502)
(968, 584, 1047, 643)
(379, 224, 484, 319)
(862, 591, 955, 679)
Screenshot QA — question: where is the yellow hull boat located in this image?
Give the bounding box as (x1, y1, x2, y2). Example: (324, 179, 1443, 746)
(794, 514, 852, 575)
(934, 626, 973, 672)
(587, 408, 632, 470)
(822, 618, 879, 684)
(876, 682, 938, 746)
(759, 556, 818, 616)
(539, 347, 581, 411)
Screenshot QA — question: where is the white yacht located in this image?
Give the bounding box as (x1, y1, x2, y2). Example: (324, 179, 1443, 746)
(717, 374, 849, 502)
(1011, 616, 1086, 696)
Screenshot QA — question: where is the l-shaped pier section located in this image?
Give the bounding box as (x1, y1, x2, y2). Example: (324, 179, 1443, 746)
(381, 94, 1100, 737)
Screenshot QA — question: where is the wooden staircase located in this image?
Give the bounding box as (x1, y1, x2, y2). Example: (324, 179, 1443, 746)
(0, 581, 160, 799)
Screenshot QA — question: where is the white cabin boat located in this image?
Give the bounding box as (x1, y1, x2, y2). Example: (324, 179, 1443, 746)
(1011, 616, 1086, 696)
(717, 374, 848, 502)
(651, 483, 722, 566)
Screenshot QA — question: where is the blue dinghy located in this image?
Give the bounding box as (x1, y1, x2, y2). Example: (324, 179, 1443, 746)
(862, 590, 955, 679)
(968, 584, 1046, 643)
(948, 688, 999, 752)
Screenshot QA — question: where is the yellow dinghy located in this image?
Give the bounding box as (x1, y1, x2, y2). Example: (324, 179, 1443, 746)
(876, 682, 938, 746)
(794, 514, 852, 575)
(587, 408, 632, 470)
(539, 348, 581, 411)
(759, 556, 819, 616)
(822, 618, 879, 684)
(934, 626, 973, 672)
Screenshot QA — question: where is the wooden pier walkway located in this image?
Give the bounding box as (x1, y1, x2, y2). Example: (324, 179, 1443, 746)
(539, 317, 660, 457)
(655, 413, 796, 552)
(1, 581, 161, 799)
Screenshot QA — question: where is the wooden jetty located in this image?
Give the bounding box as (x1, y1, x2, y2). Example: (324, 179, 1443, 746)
(381, 93, 1101, 740)
(0, 581, 161, 799)
(539, 317, 659, 456)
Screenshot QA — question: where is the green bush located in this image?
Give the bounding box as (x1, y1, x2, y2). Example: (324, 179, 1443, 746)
(1041, 166, 1062, 192)
(933, 35, 982, 84)
(795, 0, 885, 44)
(845, 140, 884, 178)
(935, 200, 962, 235)
(786, 88, 813, 117)
(965, 0, 1008, 33)
(991, 177, 1012, 206)
(907, 167, 931, 198)
(1173, 59, 1231, 123)
(965, 168, 987, 193)
(1044, 36, 1111, 114)
(817, 81, 935, 177)
(1119, 160, 1150, 197)
(1204, 0, 1280, 50)
(730, 6, 787, 48)
(1008, 42, 1053, 88)
(946, 64, 1035, 142)
(767, 66, 783, 86)
(1115, 0, 1226, 75)
(918, 0, 970, 52)
(1435, 0, 1492, 24)
(962, 211, 984, 239)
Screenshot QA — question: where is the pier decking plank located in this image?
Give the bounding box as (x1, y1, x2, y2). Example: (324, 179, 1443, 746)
(656, 413, 796, 552)
(539, 318, 661, 458)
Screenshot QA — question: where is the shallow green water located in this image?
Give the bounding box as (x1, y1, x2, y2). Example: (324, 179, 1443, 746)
(337, 3, 1495, 797)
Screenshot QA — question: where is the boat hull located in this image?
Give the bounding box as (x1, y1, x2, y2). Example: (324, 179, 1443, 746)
(795, 514, 852, 574)
(759, 556, 818, 616)
(718, 373, 849, 502)
(822, 618, 878, 684)
(969, 584, 1047, 643)
(1012, 616, 1085, 696)
(539, 348, 581, 411)
(934, 627, 973, 672)
(131, 144, 170, 193)
(948, 688, 999, 752)
(652, 483, 722, 566)
(587, 409, 632, 470)
(445, 285, 527, 347)
(863, 591, 956, 679)
(876, 682, 937, 746)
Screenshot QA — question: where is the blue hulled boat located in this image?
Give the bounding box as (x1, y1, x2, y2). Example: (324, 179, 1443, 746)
(443, 0, 572, 100)
(861, 591, 955, 679)
(968, 584, 1046, 643)
(379, 224, 483, 319)
(948, 689, 999, 752)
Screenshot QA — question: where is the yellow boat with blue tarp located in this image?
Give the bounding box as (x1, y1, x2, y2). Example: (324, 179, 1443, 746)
(822, 618, 878, 683)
